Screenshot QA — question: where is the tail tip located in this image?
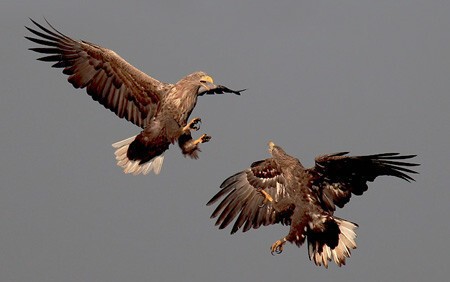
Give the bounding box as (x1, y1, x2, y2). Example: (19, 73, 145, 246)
(112, 136, 165, 175)
(308, 218, 358, 268)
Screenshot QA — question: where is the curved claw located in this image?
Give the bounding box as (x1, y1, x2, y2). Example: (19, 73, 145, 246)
(270, 239, 286, 255)
(184, 118, 202, 133)
(272, 247, 283, 255)
(200, 134, 211, 143)
(190, 118, 202, 131)
(193, 134, 212, 146)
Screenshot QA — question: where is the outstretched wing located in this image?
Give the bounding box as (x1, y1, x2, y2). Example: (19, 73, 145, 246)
(207, 158, 291, 234)
(26, 19, 173, 128)
(308, 152, 419, 211)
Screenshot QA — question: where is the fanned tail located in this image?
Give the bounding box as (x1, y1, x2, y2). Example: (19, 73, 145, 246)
(112, 135, 165, 175)
(308, 217, 358, 268)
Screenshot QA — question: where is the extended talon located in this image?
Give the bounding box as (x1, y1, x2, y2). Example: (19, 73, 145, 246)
(189, 117, 202, 131)
(200, 134, 211, 143)
(183, 117, 202, 133)
(270, 238, 287, 255)
(194, 134, 211, 145)
(257, 188, 274, 207)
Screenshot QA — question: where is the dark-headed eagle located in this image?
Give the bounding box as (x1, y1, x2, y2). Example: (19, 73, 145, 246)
(26, 19, 244, 175)
(207, 142, 419, 268)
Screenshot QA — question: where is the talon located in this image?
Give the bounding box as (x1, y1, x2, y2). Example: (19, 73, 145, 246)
(194, 134, 211, 145)
(189, 117, 202, 131)
(200, 134, 211, 143)
(270, 238, 287, 255)
(183, 117, 202, 133)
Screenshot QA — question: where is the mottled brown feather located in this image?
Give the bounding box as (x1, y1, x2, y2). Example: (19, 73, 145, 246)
(207, 159, 292, 234)
(26, 18, 173, 128)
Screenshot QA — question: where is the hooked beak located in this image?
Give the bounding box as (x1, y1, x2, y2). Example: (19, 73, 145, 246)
(198, 81, 216, 93)
(198, 75, 216, 93)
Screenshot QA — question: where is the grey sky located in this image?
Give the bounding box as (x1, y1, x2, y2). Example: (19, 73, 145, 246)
(1, 0, 449, 281)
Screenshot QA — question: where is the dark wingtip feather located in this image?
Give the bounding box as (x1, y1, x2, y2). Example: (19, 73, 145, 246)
(28, 18, 40, 27)
(25, 36, 58, 47)
(381, 160, 420, 167)
(28, 47, 61, 54)
(372, 153, 418, 160)
(206, 195, 221, 206)
(51, 61, 70, 68)
(391, 165, 419, 176)
(43, 17, 68, 38)
(36, 55, 62, 62)
(392, 172, 416, 182)
(375, 153, 420, 182)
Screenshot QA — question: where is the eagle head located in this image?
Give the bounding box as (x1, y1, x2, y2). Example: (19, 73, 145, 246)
(268, 141, 276, 153)
(198, 75, 215, 94)
(268, 141, 289, 160)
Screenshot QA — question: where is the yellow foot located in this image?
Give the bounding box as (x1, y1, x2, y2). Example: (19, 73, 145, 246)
(270, 238, 287, 255)
(183, 117, 202, 133)
(257, 188, 274, 207)
(194, 134, 211, 145)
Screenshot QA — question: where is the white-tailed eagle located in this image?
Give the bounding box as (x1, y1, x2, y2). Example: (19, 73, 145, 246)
(207, 142, 418, 268)
(26, 19, 244, 175)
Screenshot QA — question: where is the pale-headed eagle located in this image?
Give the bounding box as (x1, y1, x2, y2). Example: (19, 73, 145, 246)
(207, 142, 419, 268)
(26, 19, 244, 175)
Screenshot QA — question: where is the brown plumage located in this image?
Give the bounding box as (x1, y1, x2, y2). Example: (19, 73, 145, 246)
(26, 19, 244, 175)
(207, 141, 419, 268)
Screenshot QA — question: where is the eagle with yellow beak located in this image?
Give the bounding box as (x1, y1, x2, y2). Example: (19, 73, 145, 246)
(26, 19, 244, 175)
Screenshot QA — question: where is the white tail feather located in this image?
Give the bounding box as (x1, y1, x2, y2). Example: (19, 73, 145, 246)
(112, 135, 137, 148)
(308, 217, 358, 268)
(112, 135, 165, 175)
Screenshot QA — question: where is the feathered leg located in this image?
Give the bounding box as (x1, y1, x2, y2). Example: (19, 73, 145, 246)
(256, 189, 299, 255)
(178, 133, 211, 159)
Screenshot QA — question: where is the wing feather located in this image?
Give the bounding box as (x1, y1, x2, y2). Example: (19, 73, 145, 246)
(26, 19, 173, 128)
(243, 198, 261, 232)
(219, 188, 254, 229)
(309, 152, 419, 211)
(232, 193, 258, 233)
(207, 158, 291, 234)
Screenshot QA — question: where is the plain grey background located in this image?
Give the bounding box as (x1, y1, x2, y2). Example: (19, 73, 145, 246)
(1, 0, 449, 281)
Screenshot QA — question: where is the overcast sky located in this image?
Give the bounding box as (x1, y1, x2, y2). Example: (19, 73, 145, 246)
(1, 0, 449, 281)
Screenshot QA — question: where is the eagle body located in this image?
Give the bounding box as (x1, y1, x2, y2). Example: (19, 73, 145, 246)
(126, 72, 206, 166)
(26, 19, 244, 175)
(207, 142, 419, 268)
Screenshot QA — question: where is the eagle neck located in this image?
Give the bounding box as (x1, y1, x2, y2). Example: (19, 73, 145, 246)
(163, 86, 199, 124)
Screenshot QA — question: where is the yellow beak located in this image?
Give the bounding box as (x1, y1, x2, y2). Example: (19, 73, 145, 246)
(199, 75, 215, 92)
(200, 75, 214, 84)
